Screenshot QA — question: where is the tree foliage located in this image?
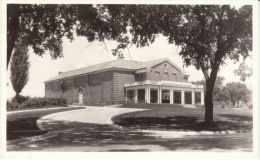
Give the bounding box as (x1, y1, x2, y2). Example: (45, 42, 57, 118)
(7, 4, 77, 66)
(10, 42, 30, 101)
(234, 62, 252, 81)
(225, 82, 251, 107)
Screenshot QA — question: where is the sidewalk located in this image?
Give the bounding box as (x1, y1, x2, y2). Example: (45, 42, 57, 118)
(37, 106, 147, 130)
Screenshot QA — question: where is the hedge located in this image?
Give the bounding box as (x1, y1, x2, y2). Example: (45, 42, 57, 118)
(7, 97, 67, 111)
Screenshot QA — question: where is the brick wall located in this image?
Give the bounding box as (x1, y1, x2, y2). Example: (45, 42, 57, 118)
(112, 70, 135, 103)
(147, 61, 187, 82)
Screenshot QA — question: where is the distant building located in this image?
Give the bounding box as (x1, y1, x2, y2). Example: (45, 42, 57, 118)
(45, 58, 204, 105)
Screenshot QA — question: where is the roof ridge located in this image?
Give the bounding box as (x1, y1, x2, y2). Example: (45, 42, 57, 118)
(60, 59, 142, 75)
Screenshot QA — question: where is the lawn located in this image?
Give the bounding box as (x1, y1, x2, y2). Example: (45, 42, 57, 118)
(7, 106, 86, 140)
(112, 103, 252, 131)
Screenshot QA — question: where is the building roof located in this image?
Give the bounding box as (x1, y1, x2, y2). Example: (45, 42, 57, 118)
(45, 58, 187, 82)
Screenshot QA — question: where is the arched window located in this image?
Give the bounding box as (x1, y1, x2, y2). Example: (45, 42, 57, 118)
(163, 72, 169, 80)
(155, 71, 160, 80)
(172, 73, 177, 81)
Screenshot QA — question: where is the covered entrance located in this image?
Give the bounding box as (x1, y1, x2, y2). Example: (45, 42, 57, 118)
(125, 80, 204, 105)
(162, 90, 170, 103)
(78, 88, 83, 104)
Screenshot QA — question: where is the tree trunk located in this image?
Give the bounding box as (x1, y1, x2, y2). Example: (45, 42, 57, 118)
(7, 5, 20, 67)
(15, 92, 20, 102)
(204, 78, 215, 124)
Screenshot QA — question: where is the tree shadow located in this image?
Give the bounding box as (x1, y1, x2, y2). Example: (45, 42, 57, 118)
(7, 120, 252, 152)
(218, 114, 252, 122)
(114, 115, 252, 131)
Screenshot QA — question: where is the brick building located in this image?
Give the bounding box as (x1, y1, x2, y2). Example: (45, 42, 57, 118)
(45, 58, 204, 105)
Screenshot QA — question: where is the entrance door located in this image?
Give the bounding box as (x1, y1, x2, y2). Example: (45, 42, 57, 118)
(162, 90, 170, 103)
(79, 92, 83, 104)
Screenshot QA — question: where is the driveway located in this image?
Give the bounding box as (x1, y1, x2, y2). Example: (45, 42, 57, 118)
(7, 105, 253, 152)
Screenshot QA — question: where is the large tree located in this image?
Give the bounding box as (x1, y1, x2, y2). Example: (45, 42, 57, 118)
(225, 82, 251, 107)
(10, 42, 30, 101)
(7, 4, 126, 66)
(7, 4, 77, 66)
(102, 5, 252, 123)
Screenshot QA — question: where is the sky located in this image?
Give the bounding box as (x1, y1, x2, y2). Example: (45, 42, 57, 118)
(6, 35, 252, 99)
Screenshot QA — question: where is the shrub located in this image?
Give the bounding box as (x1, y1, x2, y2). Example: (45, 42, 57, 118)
(19, 97, 68, 109)
(7, 99, 19, 111)
(15, 95, 30, 104)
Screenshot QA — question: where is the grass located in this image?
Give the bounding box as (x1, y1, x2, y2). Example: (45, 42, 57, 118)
(112, 103, 252, 131)
(7, 106, 86, 140)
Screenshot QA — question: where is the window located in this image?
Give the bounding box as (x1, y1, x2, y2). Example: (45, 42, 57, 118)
(163, 72, 169, 80)
(135, 73, 146, 81)
(172, 73, 177, 81)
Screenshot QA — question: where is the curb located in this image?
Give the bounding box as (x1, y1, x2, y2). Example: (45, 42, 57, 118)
(7, 131, 58, 146)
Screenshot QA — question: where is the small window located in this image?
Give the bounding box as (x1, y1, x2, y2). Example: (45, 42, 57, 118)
(164, 63, 168, 67)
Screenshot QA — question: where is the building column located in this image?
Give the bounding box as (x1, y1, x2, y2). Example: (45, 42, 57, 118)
(192, 91, 195, 105)
(134, 89, 138, 103)
(146, 88, 150, 103)
(157, 89, 160, 104)
(181, 90, 185, 104)
(145, 88, 148, 103)
(170, 89, 173, 104)
(201, 91, 204, 105)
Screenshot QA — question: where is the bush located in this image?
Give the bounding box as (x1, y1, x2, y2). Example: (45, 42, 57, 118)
(15, 95, 30, 104)
(17, 97, 68, 109)
(7, 99, 19, 111)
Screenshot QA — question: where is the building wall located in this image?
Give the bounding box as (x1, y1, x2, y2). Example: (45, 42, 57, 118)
(112, 70, 135, 103)
(147, 61, 187, 82)
(45, 70, 115, 105)
(45, 78, 75, 104)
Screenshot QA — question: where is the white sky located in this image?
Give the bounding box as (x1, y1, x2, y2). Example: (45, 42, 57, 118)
(6, 35, 252, 99)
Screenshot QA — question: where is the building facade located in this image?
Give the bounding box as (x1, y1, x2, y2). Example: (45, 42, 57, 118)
(45, 58, 204, 105)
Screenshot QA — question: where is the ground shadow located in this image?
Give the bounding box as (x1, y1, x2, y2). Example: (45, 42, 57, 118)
(113, 115, 252, 131)
(8, 120, 252, 152)
(218, 114, 252, 122)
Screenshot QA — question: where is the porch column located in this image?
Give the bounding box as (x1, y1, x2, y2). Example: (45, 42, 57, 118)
(146, 88, 150, 103)
(170, 89, 173, 104)
(201, 91, 204, 105)
(157, 89, 160, 104)
(134, 89, 138, 103)
(192, 91, 195, 105)
(181, 90, 185, 104)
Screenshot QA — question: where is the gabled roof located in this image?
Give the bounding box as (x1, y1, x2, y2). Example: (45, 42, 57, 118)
(45, 58, 187, 82)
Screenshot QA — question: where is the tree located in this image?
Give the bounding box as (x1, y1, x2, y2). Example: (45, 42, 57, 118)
(7, 4, 126, 67)
(60, 81, 69, 106)
(192, 76, 224, 101)
(101, 5, 252, 123)
(7, 4, 78, 66)
(10, 42, 30, 102)
(234, 62, 252, 81)
(225, 82, 251, 107)
(214, 86, 231, 106)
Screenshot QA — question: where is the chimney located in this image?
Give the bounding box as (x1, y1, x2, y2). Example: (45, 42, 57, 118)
(59, 71, 63, 75)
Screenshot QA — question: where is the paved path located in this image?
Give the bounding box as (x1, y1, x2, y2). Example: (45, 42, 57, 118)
(37, 106, 146, 128)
